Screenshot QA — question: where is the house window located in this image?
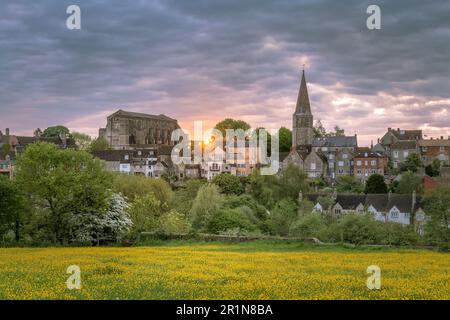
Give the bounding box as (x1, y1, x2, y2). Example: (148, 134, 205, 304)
(310, 162, 316, 170)
(329, 154, 334, 160)
(393, 151, 399, 158)
(371, 169, 376, 174)
(365, 160, 368, 166)
(356, 160, 362, 166)
(440, 146, 445, 152)
(403, 151, 409, 158)
(391, 209, 399, 219)
(338, 161, 344, 167)
(343, 154, 348, 159)
(371, 160, 376, 166)
(124, 154, 129, 160)
(334, 208, 341, 215)
(404, 212, 410, 219)
(422, 147, 427, 152)
(338, 169, 344, 174)
(357, 169, 362, 175)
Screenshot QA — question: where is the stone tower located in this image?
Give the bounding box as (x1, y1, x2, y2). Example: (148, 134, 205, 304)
(292, 69, 313, 151)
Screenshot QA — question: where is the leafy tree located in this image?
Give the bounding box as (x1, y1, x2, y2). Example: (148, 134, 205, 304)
(89, 137, 110, 151)
(0, 176, 25, 241)
(316, 195, 335, 213)
(157, 210, 191, 235)
(400, 153, 422, 173)
(266, 199, 297, 236)
(277, 163, 310, 201)
(70, 193, 132, 244)
(396, 171, 424, 194)
(424, 186, 450, 245)
(336, 175, 364, 193)
(113, 174, 173, 206)
(72, 132, 92, 150)
(212, 173, 244, 195)
(128, 194, 165, 235)
(190, 183, 223, 231)
(246, 169, 279, 209)
(41, 125, 71, 138)
(338, 214, 380, 245)
(1, 143, 11, 155)
(332, 126, 345, 137)
(278, 127, 292, 152)
(290, 213, 327, 239)
(15, 143, 113, 243)
(214, 118, 251, 137)
(207, 207, 256, 234)
(365, 174, 388, 194)
(172, 179, 206, 216)
(425, 159, 441, 177)
(161, 171, 177, 185)
(313, 120, 327, 138)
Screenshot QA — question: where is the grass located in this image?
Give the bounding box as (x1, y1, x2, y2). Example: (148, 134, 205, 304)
(0, 241, 448, 300)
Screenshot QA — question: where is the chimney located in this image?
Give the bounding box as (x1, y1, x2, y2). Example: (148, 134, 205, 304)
(5, 128, 10, 136)
(388, 128, 391, 132)
(441, 136, 444, 140)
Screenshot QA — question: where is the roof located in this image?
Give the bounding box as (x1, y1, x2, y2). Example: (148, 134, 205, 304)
(354, 149, 385, 158)
(312, 136, 357, 148)
(365, 194, 389, 211)
(391, 140, 418, 150)
(109, 109, 178, 122)
(91, 150, 132, 161)
(294, 70, 311, 115)
(391, 129, 422, 141)
(335, 194, 366, 210)
(387, 194, 415, 213)
(419, 139, 450, 147)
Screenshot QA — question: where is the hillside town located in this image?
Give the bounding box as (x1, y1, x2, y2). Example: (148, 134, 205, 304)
(1, 71, 449, 235)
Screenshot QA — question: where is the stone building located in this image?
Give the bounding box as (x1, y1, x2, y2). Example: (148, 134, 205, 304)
(99, 109, 180, 150)
(418, 137, 450, 166)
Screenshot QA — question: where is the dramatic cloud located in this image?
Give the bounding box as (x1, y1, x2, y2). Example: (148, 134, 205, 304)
(0, 0, 449, 145)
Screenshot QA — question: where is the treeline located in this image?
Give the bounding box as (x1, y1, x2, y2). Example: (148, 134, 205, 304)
(0, 143, 449, 247)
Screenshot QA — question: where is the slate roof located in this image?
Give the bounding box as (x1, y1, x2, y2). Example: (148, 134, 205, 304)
(109, 109, 178, 122)
(91, 150, 132, 161)
(365, 194, 389, 211)
(391, 129, 422, 141)
(335, 194, 366, 210)
(312, 136, 357, 148)
(390, 140, 418, 150)
(294, 70, 311, 114)
(419, 139, 450, 147)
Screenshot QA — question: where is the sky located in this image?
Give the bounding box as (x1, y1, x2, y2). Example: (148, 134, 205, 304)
(1, 0, 449, 146)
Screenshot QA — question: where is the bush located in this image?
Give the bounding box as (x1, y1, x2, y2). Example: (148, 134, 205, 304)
(207, 207, 256, 234)
(289, 214, 327, 239)
(266, 199, 298, 236)
(157, 210, 191, 235)
(338, 213, 380, 245)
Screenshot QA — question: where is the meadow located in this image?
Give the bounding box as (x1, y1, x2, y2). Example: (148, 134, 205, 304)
(0, 242, 448, 300)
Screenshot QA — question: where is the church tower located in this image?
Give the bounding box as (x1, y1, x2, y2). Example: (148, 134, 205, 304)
(292, 69, 313, 151)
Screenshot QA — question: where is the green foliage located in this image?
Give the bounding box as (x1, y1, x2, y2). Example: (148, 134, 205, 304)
(161, 171, 177, 185)
(214, 118, 251, 137)
(172, 179, 206, 216)
(207, 207, 256, 234)
(72, 132, 92, 150)
(113, 174, 173, 206)
(277, 163, 310, 201)
(399, 153, 422, 173)
(290, 214, 327, 239)
(190, 183, 223, 231)
(41, 125, 70, 138)
(128, 194, 166, 235)
(313, 120, 345, 138)
(15, 143, 113, 243)
(157, 210, 191, 235)
(365, 174, 388, 194)
(425, 159, 441, 177)
(316, 196, 335, 212)
(424, 186, 450, 245)
(338, 214, 380, 245)
(266, 199, 298, 236)
(395, 171, 424, 194)
(336, 175, 364, 193)
(1, 143, 11, 155)
(0, 176, 25, 240)
(89, 137, 110, 151)
(246, 169, 279, 209)
(278, 127, 292, 152)
(212, 173, 244, 195)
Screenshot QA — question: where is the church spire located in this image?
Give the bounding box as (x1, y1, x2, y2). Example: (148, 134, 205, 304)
(295, 69, 311, 114)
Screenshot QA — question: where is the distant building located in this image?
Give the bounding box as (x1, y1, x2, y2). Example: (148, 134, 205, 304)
(353, 148, 387, 181)
(419, 137, 450, 166)
(379, 128, 422, 169)
(99, 109, 180, 150)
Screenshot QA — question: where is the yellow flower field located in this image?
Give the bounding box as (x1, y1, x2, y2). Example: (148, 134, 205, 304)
(0, 243, 448, 300)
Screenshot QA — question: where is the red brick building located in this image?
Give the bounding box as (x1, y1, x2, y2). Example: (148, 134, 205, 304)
(353, 148, 388, 182)
(419, 137, 450, 166)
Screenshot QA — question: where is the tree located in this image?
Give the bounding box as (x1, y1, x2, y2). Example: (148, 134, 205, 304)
(161, 171, 177, 185)
(128, 194, 166, 235)
(157, 210, 191, 235)
(424, 186, 450, 245)
(396, 171, 424, 194)
(15, 143, 113, 243)
(113, 174, 173, 206)
(72, 132, 92, 150)
(212, 173, 244, 195)
(189, 183, 223, 231)
(41, 125, 71, 138)
(89, 137, 110, 151)
(70, 193, 132, 244)
(331, 126, 345, 137)
(266, 199, 298, 236)
(290, 213, 327, 239)
(425, 159, 441, 177)
(365, 174, 388, 194)
(172, 179, 206, 216)
(400, 153, 422, 173)
(1, 143, 11, 155)
(336, 175, 364, 193)
(338, 214, 380, 245)
(313, 120, 327, 138)
(207, 207, 256, 234)
(246, 169, 279, 209)
(214, 118, 251, 137)
(278, 127, 292, 152)
(277, 163, 310, 201)
(0, 176, 25, 241)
